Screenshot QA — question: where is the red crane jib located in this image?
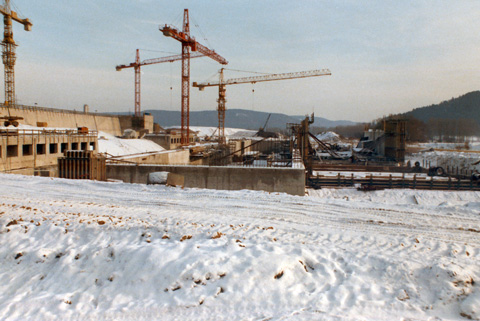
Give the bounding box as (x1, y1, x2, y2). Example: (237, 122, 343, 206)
(161, 25, 227, 65)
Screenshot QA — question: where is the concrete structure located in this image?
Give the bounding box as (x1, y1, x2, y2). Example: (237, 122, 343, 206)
(106, 164, 306, 196)
(144, 129, 195, 150)
(108, 149, 190, 165)
(357, 129, 385, 155)
(118, 115, 154, 136)
(356, 119, 406, 162)
(0, 128, 97, 174)
(384, 119, 406, 162)
(0, 104, 154, 136)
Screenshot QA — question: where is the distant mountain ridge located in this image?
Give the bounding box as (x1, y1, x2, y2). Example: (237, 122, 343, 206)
(144, 109, 356, 130)
(403, 91, 480, 125)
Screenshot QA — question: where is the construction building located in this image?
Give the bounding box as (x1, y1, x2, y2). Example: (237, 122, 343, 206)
(356, 119, 406, 162)
(144, 129, 196, 150)
(0, 127, 97, 175)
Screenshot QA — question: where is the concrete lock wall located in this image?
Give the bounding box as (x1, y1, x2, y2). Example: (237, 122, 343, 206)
(1, 105, 122, 135)
(111, 150, 190, 165)
(106, 164, 306, 196)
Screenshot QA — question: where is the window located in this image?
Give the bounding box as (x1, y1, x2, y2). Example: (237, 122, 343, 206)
(22, 144, 33, 156)
(71, 142, 78, 150)
(61, 143, 68, 153)
(7, 145, 18, 157)
(81, 142, 87, 150)
(36, 144, 46, 155)
(49, 143, 58, 154)
(89, 142, 95, 151)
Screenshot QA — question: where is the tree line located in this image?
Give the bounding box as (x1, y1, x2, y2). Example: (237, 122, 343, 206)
(310, 115, 480, 143)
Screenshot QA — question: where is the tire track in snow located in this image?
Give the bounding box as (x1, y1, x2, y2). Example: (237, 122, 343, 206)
(1, 179, 479, 246)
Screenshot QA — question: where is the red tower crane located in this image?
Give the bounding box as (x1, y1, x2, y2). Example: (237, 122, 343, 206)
(116, 49, 204, 118)
(193, 68, 332, 145)
(160, 9, 228, 145)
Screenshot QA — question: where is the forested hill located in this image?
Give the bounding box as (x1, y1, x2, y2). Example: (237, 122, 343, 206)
(405, 91, 480, 125)
(144, 109, 356, 130)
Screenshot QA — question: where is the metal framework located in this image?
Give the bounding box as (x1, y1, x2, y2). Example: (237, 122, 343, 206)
(116, 49, 204, 118)
(160, 9, 228, 145)
(193, 69, 332, 145)
(0, 0, 31, 122)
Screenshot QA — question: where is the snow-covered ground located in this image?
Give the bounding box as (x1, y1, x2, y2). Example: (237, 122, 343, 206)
(97, 132, 165, 157)
(168, 126, 258, 139)
(407, 150, 480, 173)
(316, 131, 342, 144)
(415, 141, 480, 152)
(1, 174, 479, 320)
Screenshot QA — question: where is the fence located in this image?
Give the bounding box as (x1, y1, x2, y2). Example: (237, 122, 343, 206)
(0, 128, 98, 138)
(0, 103, 112, 117)
(307, 173, 480, 191)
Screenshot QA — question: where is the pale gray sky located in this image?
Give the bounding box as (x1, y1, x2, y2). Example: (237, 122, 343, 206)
(7, 1, 480, 122)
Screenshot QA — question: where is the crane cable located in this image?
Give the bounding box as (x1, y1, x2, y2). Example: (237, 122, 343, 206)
(251, 83, 255, 111)
(169, 62, 173, 109)
(138, 48, 179, 55)
(223, 68, 273, 75)
(191, 15, 212, 49)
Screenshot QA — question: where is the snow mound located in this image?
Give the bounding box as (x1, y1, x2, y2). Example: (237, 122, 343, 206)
(0, 174, 479, 320)
(168, 126, 258, 139)
(316, 131, 341, 143)
(97, 131, 165, 156)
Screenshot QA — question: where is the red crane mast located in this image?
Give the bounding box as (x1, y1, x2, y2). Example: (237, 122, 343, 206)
(160, 9, 227, 145)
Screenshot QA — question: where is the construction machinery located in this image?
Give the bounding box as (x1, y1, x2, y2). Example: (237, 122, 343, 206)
(160, 9, 228, 145)
(193, 68, 332, 145)
(0, 0, 31, 126)
(115, 49, 205, 118)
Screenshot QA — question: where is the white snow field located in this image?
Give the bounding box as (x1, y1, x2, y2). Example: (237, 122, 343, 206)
(97, 132, 165, 157)
(0, 173, 479, 320)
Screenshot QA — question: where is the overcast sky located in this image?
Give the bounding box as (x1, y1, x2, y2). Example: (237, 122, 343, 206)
(7, 1, 480, 122)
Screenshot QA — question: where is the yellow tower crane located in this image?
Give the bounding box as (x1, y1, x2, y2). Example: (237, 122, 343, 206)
(0, 0, 32, 126)
(193, 68, 331, 145)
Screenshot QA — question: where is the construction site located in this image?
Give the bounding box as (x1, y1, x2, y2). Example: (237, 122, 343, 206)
(1, 4, 479, 195)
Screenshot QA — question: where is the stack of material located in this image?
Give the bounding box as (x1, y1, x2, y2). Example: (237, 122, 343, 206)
(58, 150, 106, 181)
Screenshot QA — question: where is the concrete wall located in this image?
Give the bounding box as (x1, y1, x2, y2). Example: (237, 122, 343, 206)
(118, 115, 155, 134)
(107, 164, 306, 196)
(109, 150, 190, 165)
(1, 105, 122, 135)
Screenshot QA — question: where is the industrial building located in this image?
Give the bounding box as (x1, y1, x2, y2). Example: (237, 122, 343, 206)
(0, 127, 97, 175)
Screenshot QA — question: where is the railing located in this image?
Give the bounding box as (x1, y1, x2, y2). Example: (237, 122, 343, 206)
(0, 128, 98, 138)
(307, 173, 480, 191)
(0, 103, 114, 117)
